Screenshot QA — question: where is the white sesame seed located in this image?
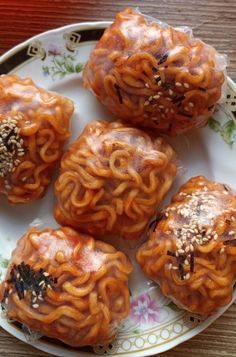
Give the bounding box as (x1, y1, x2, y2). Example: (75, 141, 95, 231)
(145, 83, 150, 88)
(158, 91, 163, 95)
(169, 89, 174, 95)
(148, 96, 153, 101)
(185, 273, 190, 280)
(184, 83, 190, 88)
(154, 75, 159, 79)
(189, 102, 194, 108)
(157, 80, 162, 86)
(43, 272, 49, 277)
(175, 82, 182, 87)
(184, 106, 189, 111)
(220, 247, 225, 254)
(32, 304, 39, 309)
(229, 231, 235, 235)
(172, 266, 178, 270)
(153, 95, 160, 99)
(144, 100, 149, 106)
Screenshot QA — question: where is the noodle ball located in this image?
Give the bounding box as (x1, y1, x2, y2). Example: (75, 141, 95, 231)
(0, 74, 74, 204)
(54, 120, 177, 240)
(83, 8, 226, 136)
(137, 176, 236, 315)
(0, 227, 132, 347)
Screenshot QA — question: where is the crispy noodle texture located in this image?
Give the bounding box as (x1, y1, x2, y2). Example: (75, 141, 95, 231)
(0, 74, 74, 204)
(54, 120, 177, 240)
(0, 227, 132, 346)
(83, 8, 226, 135)
(137, 176, 236, 315)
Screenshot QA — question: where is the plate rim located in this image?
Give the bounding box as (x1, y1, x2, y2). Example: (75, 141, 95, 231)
(0, 20, 236, 357)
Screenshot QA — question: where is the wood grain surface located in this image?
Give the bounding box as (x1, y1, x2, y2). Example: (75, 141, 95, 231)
(0, 0, 236, 356)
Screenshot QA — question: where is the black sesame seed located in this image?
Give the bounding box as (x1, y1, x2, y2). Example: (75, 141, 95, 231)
(4, 262, 57, 307)
(158, 53, 168, 65)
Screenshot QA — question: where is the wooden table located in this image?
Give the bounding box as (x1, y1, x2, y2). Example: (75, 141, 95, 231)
(0, 0, 236, 356)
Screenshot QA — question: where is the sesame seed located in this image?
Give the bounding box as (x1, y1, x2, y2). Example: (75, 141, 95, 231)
(32, 304, 39, 309)
(165, 108, 169, 113)
(189, 102, 194, 108)
(157, 80, 162, 86)
(154, 75, 159, 79)
(175, 82, 182, 87)
(184, 83, 190, 88)
(229, 231, 235, 235)
(185, 273, 190, 280)
(43, 272, 49, 277)
(185, 246, 190, 253)
(0, 115, 25, 178)
(145, 83, 150, 88)
(158, 91, 163, 95)
(170, 108, 175, 114)
(166, 97, 172, 102)
(148, 96, 153, 101)
(172, 266, 178, 270)
(220, 247, 225, 254)
(153, 95, 160, 99)
(169, 89, 174, 95)
(168, 263, 173, 270)
(184, 106, 189, 111)
(144, 100, 149, 106)
(5, 298, 8, 305)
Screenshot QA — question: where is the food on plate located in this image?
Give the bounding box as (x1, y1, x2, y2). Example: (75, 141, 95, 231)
(0, 74, 74, 204)
(54, 120, 177, 240)
(137, 176, 236, 315)
(83, 8, 226, 135)
(0, 227, 132, 346)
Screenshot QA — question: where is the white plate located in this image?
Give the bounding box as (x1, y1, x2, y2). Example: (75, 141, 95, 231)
(0, 21, 236, 357)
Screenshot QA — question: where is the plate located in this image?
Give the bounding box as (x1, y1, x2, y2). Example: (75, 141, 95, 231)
(0, 21, 236, 357)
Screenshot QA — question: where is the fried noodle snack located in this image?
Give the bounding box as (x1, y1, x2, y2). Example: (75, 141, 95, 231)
(0, 74, 74, 203)
(0, 227, 132, 346)
(54, 120, 177, 240)
(83, 8, 226, 135)
(137, 176, 236, 315)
